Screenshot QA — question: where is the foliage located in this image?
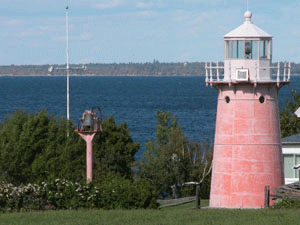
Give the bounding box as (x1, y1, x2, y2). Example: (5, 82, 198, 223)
(0, 109, 139, 185)
(280, 89, 300, 138)
(272, 195, 300, 209)
(0, 178, 157, 212)
(97, 174, 158, 209)
(93, 116, 140, 182)
(139, 110, 213, 199)
(0, 109, 82, 184)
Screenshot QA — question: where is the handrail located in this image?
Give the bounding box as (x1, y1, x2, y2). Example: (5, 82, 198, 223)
(205, 61, 291, 86)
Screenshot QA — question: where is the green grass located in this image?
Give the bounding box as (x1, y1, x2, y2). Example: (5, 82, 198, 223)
(2, 200, 300, 225)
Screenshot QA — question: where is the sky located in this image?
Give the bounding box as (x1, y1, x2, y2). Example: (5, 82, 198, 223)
(0, 0, 299, 65)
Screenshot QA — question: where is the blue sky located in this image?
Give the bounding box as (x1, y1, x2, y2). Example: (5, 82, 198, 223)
(0, 0, 299, 65)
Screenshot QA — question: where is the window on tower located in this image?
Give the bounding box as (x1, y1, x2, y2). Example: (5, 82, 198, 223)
(225, 41, 231, 59)
(245, 40, 259, 59)
(232, 40, 244, 59)
(226, 39, 266, 60)
(227, 40, 260, 60)
(232, 41, 238, 59)
(260, 40, 270, 59)
(252, 41, 258, 59)
(238, 41, 244, 59)
(245, 41, 252, 58)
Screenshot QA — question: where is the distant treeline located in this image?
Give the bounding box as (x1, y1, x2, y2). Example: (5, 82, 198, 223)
(1, 61, 300, 76)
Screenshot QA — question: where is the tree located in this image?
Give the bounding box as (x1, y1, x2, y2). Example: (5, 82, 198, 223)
(0, 109, 84, 184)
(138, 110, 213, 199)
(0, 109, 139, 185)
(280, 89, 300, 138)
(92, 115, 140, 183)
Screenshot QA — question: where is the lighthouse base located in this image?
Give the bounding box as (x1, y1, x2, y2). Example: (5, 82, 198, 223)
(209, 83, 284, 209)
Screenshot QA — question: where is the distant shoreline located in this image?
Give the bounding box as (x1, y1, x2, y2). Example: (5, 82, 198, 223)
(0, 74, 206, 77)
(1, 74, 299, 77)
(1, 62, 299, 76)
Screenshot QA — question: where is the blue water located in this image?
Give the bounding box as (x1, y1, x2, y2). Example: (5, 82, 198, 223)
(0, 76, 297, 160)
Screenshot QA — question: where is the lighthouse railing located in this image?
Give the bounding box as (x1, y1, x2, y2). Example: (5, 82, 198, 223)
(205, 62, 225, 84)
(276, 61, 290, 82)
(206, 61, 290, 85)
(260, 61, 291, 83)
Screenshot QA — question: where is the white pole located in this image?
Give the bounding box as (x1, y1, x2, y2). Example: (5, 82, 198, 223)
(66, 6, 70, 137)
(288, 61, 291, 81)
(283, 62, 286, 82)
(217, 62, 219, 81)
(205, 62, 208, 84)
(210, 62, 213, 82)
(277, 61, 280, 83)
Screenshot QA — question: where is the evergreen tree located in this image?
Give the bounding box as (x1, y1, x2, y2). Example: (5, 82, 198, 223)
(139, 110, 213, 198)
(93, 115, 140, 182)
(0, 109, 139, 185)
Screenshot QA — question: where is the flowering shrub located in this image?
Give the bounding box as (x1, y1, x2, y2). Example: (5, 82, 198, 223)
(0, 178, 158, 212)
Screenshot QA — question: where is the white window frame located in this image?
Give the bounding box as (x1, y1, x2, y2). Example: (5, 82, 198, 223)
(236, 69, 249, 81)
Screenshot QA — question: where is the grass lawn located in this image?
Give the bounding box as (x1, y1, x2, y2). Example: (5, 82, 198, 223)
(2, 200, 300, 225)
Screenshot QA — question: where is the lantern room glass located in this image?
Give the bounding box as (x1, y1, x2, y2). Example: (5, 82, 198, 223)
(245, 40, 259, 59)
(232, 41, 238, 59)
(252, 41, 258, 59)
(225, 41, 231, 59)
(232, 40, 244, 59)
(225, 40, 262, 60)
(260, 40, 270, 59)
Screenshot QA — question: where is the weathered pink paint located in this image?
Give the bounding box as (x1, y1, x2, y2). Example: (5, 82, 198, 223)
(209, 84, 284, 208)
(207, 11, 289, 208)
(78, 133, 96, 183)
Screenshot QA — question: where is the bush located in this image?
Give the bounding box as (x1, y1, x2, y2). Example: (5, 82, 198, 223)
(272, 195, 300, 209)
(0, 179, 158, 212)
(98, 174, 158, 209)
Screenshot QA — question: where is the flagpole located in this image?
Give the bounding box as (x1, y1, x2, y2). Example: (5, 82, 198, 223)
(66, 6, 70, 137)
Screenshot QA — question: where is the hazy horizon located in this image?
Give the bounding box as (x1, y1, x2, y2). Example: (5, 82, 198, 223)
(1, 0, 299, 65)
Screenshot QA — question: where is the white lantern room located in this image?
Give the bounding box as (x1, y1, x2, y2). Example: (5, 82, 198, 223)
(224, 11, 272, 82)
(205, 11, 290, 86)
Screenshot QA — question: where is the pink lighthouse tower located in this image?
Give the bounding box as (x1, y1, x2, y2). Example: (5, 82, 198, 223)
(207, 11, 290, 208)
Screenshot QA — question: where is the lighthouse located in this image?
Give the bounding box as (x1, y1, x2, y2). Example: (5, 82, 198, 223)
(206, 11, 290, 208)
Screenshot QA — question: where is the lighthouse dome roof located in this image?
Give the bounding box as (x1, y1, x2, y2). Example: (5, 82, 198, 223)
(224, 11, 272, 38)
